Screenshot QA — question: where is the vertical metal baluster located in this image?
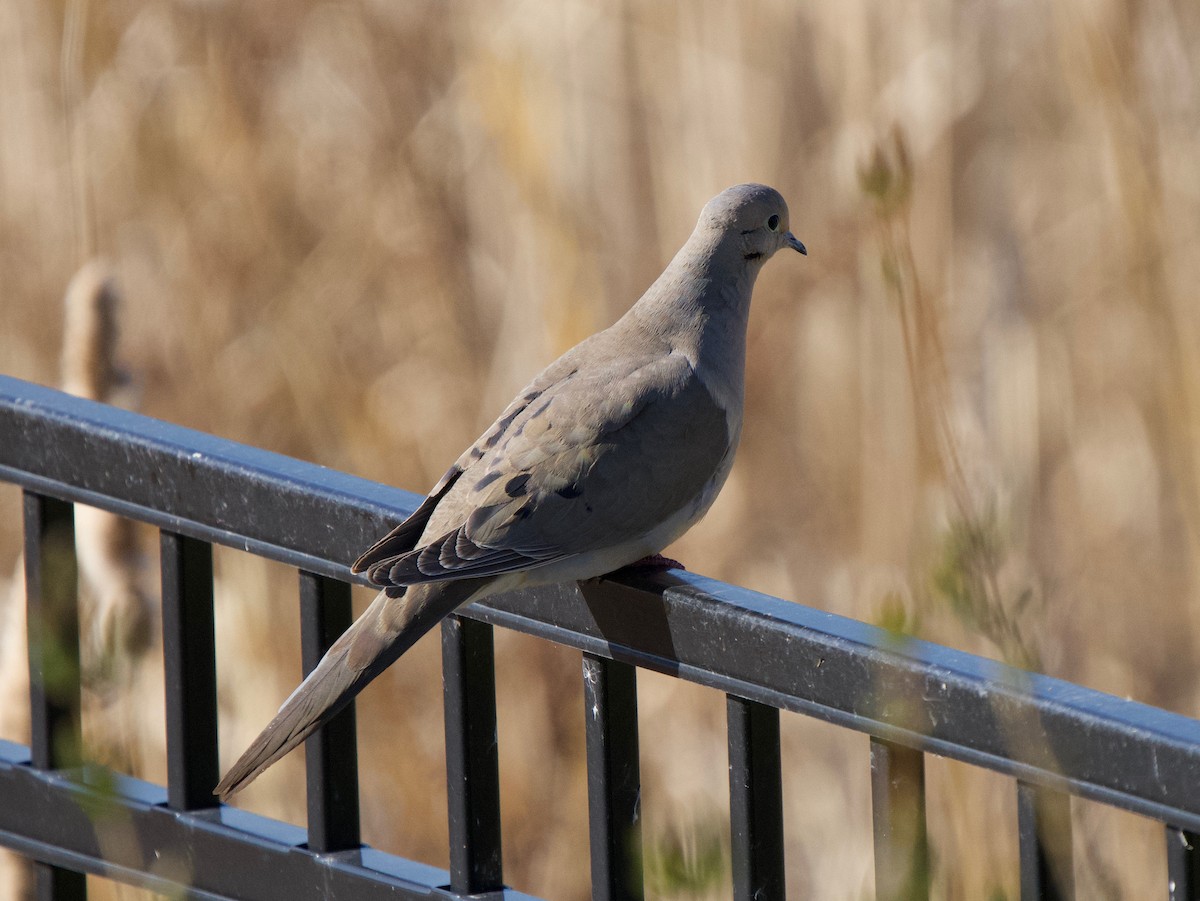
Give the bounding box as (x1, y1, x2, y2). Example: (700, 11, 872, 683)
(727, 696, 785, 901)
(161, 531, 219, 811)
(299, 571, 360, 853)
(583, 653, 643, 901)
(24, 492, 87, 901)
(1017, 782, 1074, 901)
(1168, 827, 1200, 901)
(442, 615, 504, 893)
(871, 738, 930, 901)
(25, 493, 82, 771)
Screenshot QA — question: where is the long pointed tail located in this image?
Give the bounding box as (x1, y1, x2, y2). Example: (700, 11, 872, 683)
(214, 578, 486, 801)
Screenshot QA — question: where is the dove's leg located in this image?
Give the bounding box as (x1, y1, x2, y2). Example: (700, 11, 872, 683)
(621, 554, 687, 572)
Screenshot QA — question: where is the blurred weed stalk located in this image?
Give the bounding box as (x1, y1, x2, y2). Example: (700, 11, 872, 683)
(860, 128, 1077, 896)
(860, 127, 1040, 672)
(643, 819, 727, 899)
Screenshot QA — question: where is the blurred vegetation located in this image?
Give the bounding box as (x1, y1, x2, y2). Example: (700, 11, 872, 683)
(2, 0, 1199, 898)
(644, 820, 727, 898)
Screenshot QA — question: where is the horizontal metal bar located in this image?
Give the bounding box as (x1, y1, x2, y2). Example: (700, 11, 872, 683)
(475, 579, 1200, 833)
(0, 740, 539, 901)
(0, 376, 414, 582)
(4, 376, 1200, 832)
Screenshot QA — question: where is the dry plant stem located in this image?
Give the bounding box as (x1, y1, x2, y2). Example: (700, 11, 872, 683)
(0, 261, 153, 900)
(1086, 5, 1200, 620)
(868, 135, 1037, 669)
(61, 0, 94, 263)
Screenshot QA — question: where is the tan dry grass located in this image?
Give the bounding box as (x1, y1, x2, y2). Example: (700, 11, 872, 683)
(2, 0, 1200, 898)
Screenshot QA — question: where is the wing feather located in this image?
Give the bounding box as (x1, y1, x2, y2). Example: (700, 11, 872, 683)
(368, 527, 557, 585)
(359, 342, 731, 591)
(351, 465, 463, 574)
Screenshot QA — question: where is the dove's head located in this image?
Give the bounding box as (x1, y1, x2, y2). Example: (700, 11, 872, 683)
(699, 183, 807, 266)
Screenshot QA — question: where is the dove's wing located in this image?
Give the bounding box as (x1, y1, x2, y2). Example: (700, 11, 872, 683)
(357, 337, 733, 589)
(350, 347, 583, 576)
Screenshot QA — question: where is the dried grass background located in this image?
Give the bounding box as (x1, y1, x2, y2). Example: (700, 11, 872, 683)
(1, 0, 1200, 898)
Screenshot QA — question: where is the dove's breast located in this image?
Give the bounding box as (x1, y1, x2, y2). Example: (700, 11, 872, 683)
(515, 416, 738, 588)
(515, 474, 730, 587)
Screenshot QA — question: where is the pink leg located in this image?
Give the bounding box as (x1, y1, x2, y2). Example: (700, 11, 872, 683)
(623, 553, 687, 572)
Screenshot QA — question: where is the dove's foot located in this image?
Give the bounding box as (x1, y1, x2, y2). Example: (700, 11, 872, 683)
(624, 554, 687, 572)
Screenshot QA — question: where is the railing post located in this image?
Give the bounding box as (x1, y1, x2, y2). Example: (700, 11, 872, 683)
(873, 739, 926, 901)
(161, 531, 219, 811)
(24, 491, 87, 901)
(727, 696, 785, 901)
(25, 493, 82, 771)
(583, 653, 643, 901)
(300, 571, 361, 853)
(871, 738, 930, 901)
(1167, 826, 1199, 901)
(1017, 782, 1074, 901)
(442, 614, 504, 893)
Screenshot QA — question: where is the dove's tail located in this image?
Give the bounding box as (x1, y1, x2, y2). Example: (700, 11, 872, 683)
(214, 578, 487, 801)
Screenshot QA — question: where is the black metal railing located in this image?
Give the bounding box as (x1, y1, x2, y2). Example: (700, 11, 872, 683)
(1, 372, 1198, 900)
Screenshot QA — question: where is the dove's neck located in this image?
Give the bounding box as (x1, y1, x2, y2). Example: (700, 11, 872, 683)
(628, 229, 760, 436)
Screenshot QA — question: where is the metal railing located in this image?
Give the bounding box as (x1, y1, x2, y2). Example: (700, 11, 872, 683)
(1, 372, 1198, 900)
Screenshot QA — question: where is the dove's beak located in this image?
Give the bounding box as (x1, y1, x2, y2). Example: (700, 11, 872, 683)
(785, 232, 807, 255)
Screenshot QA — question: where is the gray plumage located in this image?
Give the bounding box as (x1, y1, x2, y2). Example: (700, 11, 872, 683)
(214, 183, 805, 800)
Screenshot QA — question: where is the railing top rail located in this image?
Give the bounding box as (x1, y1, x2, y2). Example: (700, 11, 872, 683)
(3, 374, 1198, 831)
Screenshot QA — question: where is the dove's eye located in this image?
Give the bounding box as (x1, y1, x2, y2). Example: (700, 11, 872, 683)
(767, 214, 780, 231)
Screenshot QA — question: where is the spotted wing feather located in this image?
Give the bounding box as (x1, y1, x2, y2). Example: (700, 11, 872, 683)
(365, 343, 731, 588)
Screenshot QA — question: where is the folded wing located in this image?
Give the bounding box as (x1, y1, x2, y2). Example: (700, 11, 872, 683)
(358, 346, 732, 589)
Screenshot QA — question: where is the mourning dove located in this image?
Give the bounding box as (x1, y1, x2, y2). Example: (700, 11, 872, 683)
(215, 183, 806, 799)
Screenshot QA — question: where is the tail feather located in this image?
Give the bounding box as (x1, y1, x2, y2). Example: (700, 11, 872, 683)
(214, 578, 486, 801)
